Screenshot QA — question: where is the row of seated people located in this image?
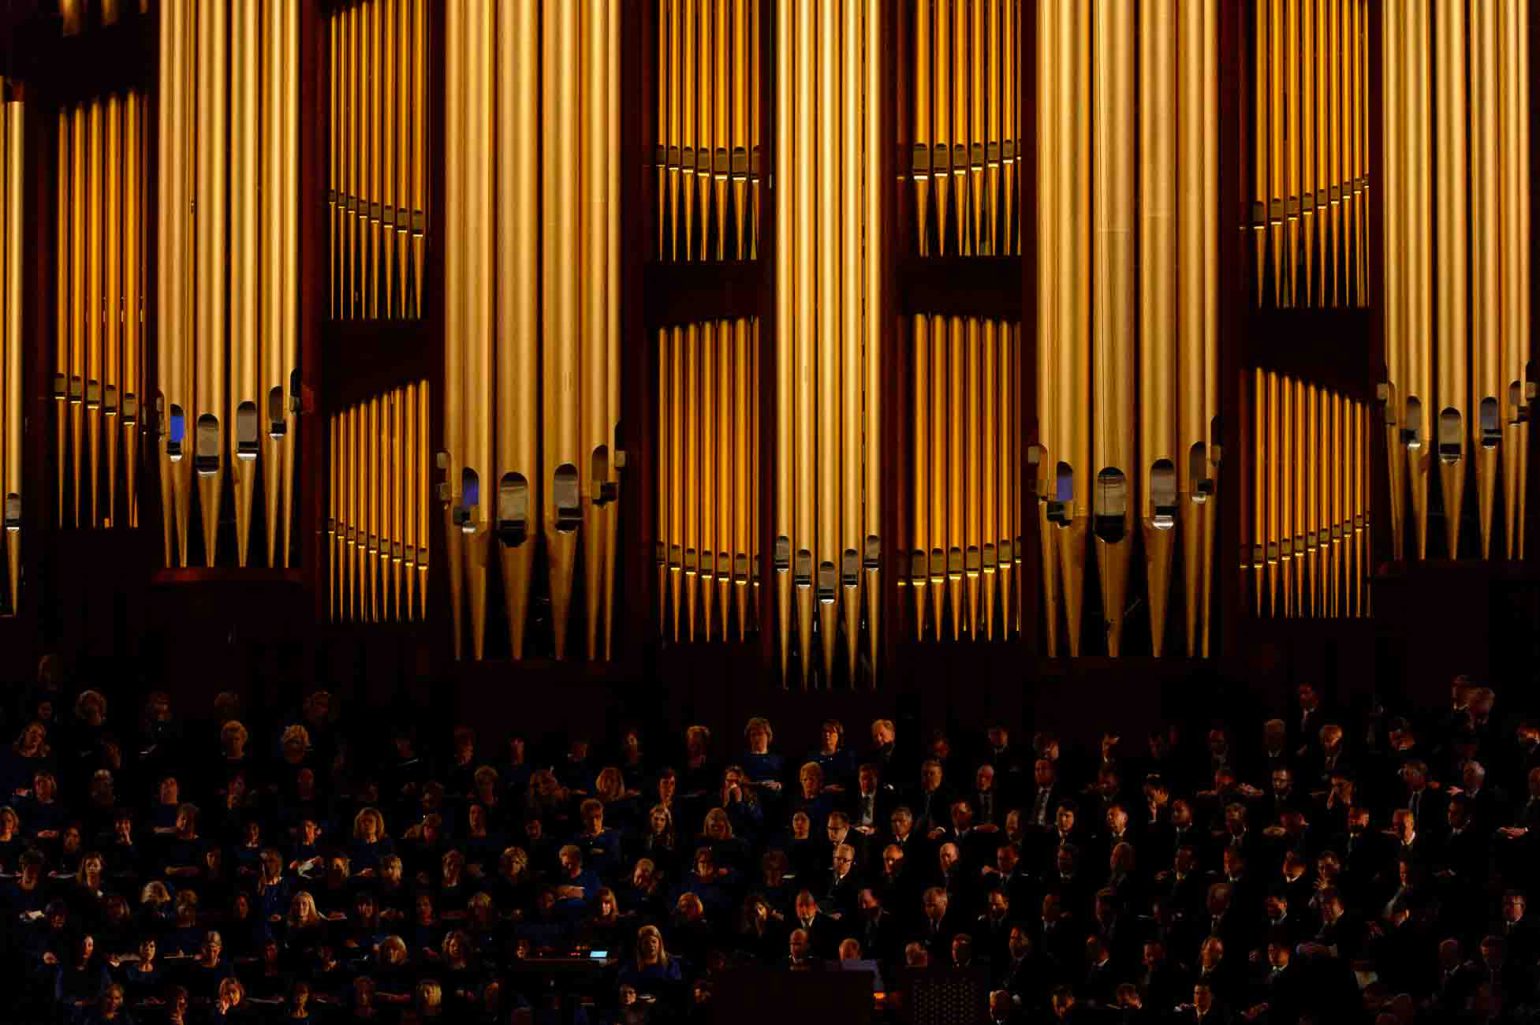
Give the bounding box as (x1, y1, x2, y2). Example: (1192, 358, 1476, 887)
(0, 670, 1538, 1023)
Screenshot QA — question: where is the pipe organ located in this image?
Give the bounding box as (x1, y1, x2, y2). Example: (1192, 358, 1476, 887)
(155, 0, 300, 568)
(0, 80, 21, 614)
(328, 0, 428, 320)
(1247, 372, 1368, 618)
(329, 382, 430, 622)
(904, 0, 1021, 257)
(441, 0, 622, 661)
(903, 316, 1020, 641)
(654, 0, 761, 261)
(51, 91, 147, 533)
(1035, 0, 1219, 657)
(774, 0, 884, 687)
(657, 318, 761, 642)
(1381, 0, 1531, 562)
(1248, 0, 1369, 309)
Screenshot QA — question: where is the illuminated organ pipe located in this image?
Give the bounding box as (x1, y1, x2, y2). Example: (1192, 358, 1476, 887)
(1249, 0, 1368, 309)
(329, 382, 429, 622)
(155, 0, 298, 568)
(1381, 0, 1530, 561)
(442, 0, 620, 661)
(1, 80, 20, 612)
(657, 319, 761, 642)
(1248, 372, 1368, 618)
(49, 91, 146, 533)
(773, 0, 883, 687)
(1036, 0, 1217, 657)
(328, 0, 426, 319)
(905, 0, 1020, 257)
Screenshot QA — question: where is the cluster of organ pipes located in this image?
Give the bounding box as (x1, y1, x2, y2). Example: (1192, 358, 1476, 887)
(0, 81, 20, 614)
(656, 319, 761, 642)
(1381, 0, 1532, 562)
(155, 0, 300, 568)
(328, 0, 428, 320)
(441, 0, 621, 662)
(903, 316, 1021, 641)
(1035, 0, 1219, 658)
(1249, 0, 1369, 309)
(329, 383, 430, 622)
(654, 0, 761, 262)
(52, 92, 148, 533)
(906, 0, 1020, 257)
(774, 0, 884, 687)
(1248, 372, 1368, 618)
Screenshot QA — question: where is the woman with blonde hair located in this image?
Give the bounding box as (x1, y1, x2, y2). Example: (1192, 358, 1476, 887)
(639, 803, 678, 874)
(415, 979, 444, 1019)
(618, 923, 683, 996)
(211, 977, 245, 1023)
(350, 807, 391, 875)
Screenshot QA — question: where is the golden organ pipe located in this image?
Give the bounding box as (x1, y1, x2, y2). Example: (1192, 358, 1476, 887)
(123, 93, 141, 529)
(1501, 0, 1522, 557)
(964, 319, 981, 639)
(1435, 0, 1467, 559)
(864, 0, 883, 676)
(772, 0, 790, 678)
(1382, 0, 1405, 559)
(584, 0, 611, 657)
(813, 0, 838, 683)
(998, 320, 1014, 636)
(968, 0, 985, 256)
(684, 322, 700, 639)
(981, 319, 998, 639)
(931, 315, 947, 637)
(1035, 0, 1058, 654)
(603, 0, 622, 661)
(731, 0, 749, 258)
(54, 109, 68, 529)
(717, 320, 733, 634)
(1002, 0, 1017, 253)
(1300, 0, 1314, 305)
(69, 105, 84, 529)
(733, 319, 751, 638)
(2, 85, 17, 611)
(793, 0, 815, 684)
(934, 0, 951, 255)
(913, 317, 929, 637)
(952, 0, 969, 256)
(443, 0, 465, 655)
(1472, 0, 1499, 559)
(194, 0, 227, 565)
(232, 0, 257, 566)
(105, 96, 121, 526)
(462, 0, 492, 658)
(914, 0, 931, 254)
(842, 0, 863, 676)
(86, 99, 102, 527)
(1092, 0, 1134, 655)
(1142, 0, 1175, 657)
(1061, 0, 1091, 656)
(700, 323, 717, 641)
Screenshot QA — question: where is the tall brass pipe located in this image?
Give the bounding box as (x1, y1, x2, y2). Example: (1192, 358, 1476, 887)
(1472, 0, 1500, 559)
(701, 323, 717, 641)
(1001, 0, 1016, 253)
(281, 0, 299, 568)
(69, 105, 84, 528)
(86, 99, 102, 526)
(696, 0, 713, 262)
(105, 95, 122, 526)
(1381, 0, 1405, 559)
(231, 0, 258, 566)
(462, 0, 493, 657)
(733, 319, 751, 638)
(1434, 0, 1467, 558)
(1252, 0, 1268, 302)
(951, 0, 969, 256)
(1266, 370, 1279, 613)
(329, 415, 339, 619)
(604, 0, 622, 660)
(967, 0, 985, 255)
(1300, 0, 1315, 305)
(1515, 0, 1532, 560)
(124, 91, 142, 529)
(681, 0, 697, 259)
(981, 318, 998, 637)
(1142, 0, 1176, 656)
(814, 0, 840, 682)
(792, 0, 815, 685)
(930, 315, 947, 636)
(1092, 0, 1134, 655)
(913, 317, 930, 637)
(863, 0, 882, 663)
(731, 0, 749, 258)
(443, 0, 465, 655)
(964, 318, 981, 639)
(984, 0, 1000, 255)
(947, 315, 963, 640)
(718, 319, 735, 634)
(194, 0, 228, 565)
(840, 0, 863, 679)
(54, 108, 68, 528)
(1501, 0, 1522, 557)
(1200, 0, 1220, 653)
(713, 0, 730, 260)
(1283, 0, 1299, 305)
(997, 320, 1014, 636)
(914, 0, 932, 254)
(1035, 0, 1058, 654)
(158, 0, 191, 565)
(1407, 1, 1430, 559)
(684, 322, 700, 638)
(415, 383, 429, 616)
(1268, 0, 1283, 305)
(670, 323, 684, 638)
(584, 0, 612, 657)
(2, 88, 17, 611)
(498, 0, 538, 658)
(776, 0, 788, 677)
(1252, 370, 1266, 614)
(934, 0, 951, 254)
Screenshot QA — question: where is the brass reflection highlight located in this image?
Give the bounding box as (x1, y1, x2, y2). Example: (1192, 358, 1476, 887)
(773, 0, 884, 687)
(329, 0, 427, 319)
(1036, 0, 1217, 657)
(1381, 0, 1530, 561)
(1248, 0, 1369, 308)
(905, 0, 1020, 256)
(330, 381, 430, 622)
(442, 0, 621, 661)
(1248, 371, 1368, 618)
(51, 90, 147, 533)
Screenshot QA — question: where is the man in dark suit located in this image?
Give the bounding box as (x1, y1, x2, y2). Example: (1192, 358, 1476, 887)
(790, 889, 842, 959)
(1026, 759, 1062, 833)
(853, 887, 899, 968)
(997, 924, 1048, 1012)
(911, 759, 952, 835)
(913, 885, 961, 956)
(824, 843, 863, 921)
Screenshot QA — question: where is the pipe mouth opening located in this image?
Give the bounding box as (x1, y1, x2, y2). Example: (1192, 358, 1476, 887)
(194, 414, 221, 475)
(1479, 397, 1500, 446)
(817, 561, 837, 602)
(1510, 382, 1525, 425)
(553, 464, 580, 531)
(496, 472, 529, 546)
(1093, 468, 1128, 542)
(1151, 459, 1177, 527)
(840, 549, 859, 587)
(946, 546, 963, 575)
(733, 553, 750, 582)
(50, 373, 65, 400)
(268, 386, 288, 437)
(68, 375, 83, 402)
(167, 402, 185, 457)
(1048, 461, 1073, 525)
(964, 546, 981, 574)
(85, 380, 101, 407)
(103, 385, 119, 414)
(1437, 407, 1463, 462)
(773, 535, 791, 571)
(456, 469, 480, 530)
(235, 401, 259, 458)
(591, 446, 612, 503)
(3, 494, 18, 529)
(909, 550, 928, 582)
(792, 549, 812, 586)
(123, 394, 138, 422)
(863, 534, 880, 568)
(1403, 397, 1424, 448)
